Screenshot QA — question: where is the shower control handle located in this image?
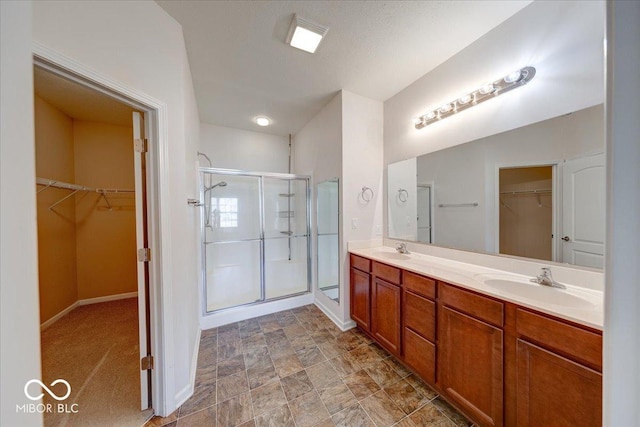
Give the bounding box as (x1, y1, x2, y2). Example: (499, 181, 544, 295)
(188, 198, 203, 207)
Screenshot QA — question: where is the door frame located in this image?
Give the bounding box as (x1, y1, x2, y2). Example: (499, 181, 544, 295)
(33, 42, 172, 416)
(493, 160, 562, 262)
(417, 181, 434, 244)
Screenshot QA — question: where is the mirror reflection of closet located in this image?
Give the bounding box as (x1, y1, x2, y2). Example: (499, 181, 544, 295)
(317, 179, 339, 303)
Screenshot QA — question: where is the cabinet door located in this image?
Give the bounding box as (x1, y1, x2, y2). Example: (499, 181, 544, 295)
(372, 278, 401, 355)
(517, 339, 602, 427)
(439, 306, 503, 427)
(350, 268, 371, 331)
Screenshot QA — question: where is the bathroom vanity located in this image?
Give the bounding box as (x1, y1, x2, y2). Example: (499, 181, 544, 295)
(349, 247, 603, 427)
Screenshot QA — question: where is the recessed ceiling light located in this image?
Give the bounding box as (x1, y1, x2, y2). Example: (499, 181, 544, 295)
(255, 116, 270, 127)
(285, 14, 328, 54)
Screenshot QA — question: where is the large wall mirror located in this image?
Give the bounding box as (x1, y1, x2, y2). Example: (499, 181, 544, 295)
(387, 2, 605, 270)
(317, 179, 339, 302)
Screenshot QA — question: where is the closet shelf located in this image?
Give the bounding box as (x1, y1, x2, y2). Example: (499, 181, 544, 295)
(36, 177, 134, 210)
(499, 188, 552, 196)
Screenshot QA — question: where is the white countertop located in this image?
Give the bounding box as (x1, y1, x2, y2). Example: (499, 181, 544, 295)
(349, 246, 603, 330)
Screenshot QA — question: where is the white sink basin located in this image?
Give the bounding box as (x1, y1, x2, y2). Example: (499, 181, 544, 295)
(475, 274, 596, 309)
(371, 251, 411, 261)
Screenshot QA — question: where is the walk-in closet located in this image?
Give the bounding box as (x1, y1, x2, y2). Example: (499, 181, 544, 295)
(34, 65, 150, 427)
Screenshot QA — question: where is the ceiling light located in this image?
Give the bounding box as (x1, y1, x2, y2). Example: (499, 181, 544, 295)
(414, 66, 536, 129)
(255, 116, 270, 126)
(285, 14, 329, 54)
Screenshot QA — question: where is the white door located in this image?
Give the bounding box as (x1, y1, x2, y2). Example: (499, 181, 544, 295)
(133, 112, 151, 409)
(561, 153, 605, 268)
(417, 185, 432, 243)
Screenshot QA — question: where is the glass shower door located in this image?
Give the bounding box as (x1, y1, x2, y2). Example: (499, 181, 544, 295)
(317, 179, 339, 302)
(263, 177, 309, 299)
(202, 172, 262, 312)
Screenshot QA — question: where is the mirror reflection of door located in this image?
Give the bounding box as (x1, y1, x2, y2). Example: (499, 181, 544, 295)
(417, 184, 433, 244)
(561, 153, 605, 268)
(317, 179, 339, 303)
(499, 166, 553, 261)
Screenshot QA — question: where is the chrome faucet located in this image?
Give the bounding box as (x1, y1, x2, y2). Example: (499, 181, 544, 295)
(530, 267, 565, 289)
(396, 243, 410, 254)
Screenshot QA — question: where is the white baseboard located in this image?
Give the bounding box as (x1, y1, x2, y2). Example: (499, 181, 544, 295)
(200, 293, 314, 330)
(40, 301, 79, 331)
(78, 291, 138, 306)
(174, 383, 193, 410)
(175, 327, 201, 409)
(314, 298, 356, 331)
(40, 291, 138, 330)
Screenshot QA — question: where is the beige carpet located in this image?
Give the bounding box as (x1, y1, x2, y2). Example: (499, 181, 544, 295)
(41, 298, 152, 427)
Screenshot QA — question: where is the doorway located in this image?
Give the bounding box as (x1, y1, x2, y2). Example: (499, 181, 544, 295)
(33, 62, 154, 425)
(417, 183, 433, 244)
(498, 166, 554, 261)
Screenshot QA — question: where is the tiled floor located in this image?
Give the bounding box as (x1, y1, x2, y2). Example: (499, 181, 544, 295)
(145, 304, 473, 427)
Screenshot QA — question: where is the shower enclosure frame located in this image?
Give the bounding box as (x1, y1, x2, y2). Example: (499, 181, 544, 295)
(199, 167, 312, 316)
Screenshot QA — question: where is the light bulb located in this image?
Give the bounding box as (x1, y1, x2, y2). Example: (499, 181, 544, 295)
(255, 117, 270, 126)
(504, 70, 522, 83)
(479, 83, 495, 95)
(426, 111, 437, 120)
(457, 94, 472, 105)
(439, 104, 452, 114)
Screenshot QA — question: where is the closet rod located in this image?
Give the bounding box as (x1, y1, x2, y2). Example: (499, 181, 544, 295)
(499, 188, 552, 196)
(36, 177, 134, 194)
(438, 202, 479, 208)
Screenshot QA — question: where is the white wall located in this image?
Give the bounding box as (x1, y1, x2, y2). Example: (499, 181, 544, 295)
(295, 91, 383, 328)
(340, 91, 384, 325)
(294, 92, 343, 324)
(384, 0, 604, 165)
(387, 158, 417, 240)
(31, 0, 200, 415)
(200, 122, 289, 173)
(604, 1, 640, 425)
(0, 2, 43, 425)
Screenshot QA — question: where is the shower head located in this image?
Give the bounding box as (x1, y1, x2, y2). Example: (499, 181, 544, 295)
(207, 181, 227, 191)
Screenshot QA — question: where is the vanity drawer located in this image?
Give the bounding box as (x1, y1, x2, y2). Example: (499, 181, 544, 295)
(516, 309, 602, 370)
(350, 254, 371, 272)
(439, 282, 504, 328)
(403, 271, 436, 300)
(373, 261, 401, 285)
(404, 290, 436, 342)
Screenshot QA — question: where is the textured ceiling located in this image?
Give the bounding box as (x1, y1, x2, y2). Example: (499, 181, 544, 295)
(34, 66, 136, 127)
(156, 0, 532, 136)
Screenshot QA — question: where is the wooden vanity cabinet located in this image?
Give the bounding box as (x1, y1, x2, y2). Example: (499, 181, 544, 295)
(438, 282, 504, 427)
(349, 255, 371, 331)
(348, 253, 603, 427)
(514, 309, 603, 427)
(371, 262, 402, 355)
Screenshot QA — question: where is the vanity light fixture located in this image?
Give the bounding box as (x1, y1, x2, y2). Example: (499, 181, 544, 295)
(255, 116, 271, 127)
(414, 66, 536, 129)
(285, 14, 329, 54)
